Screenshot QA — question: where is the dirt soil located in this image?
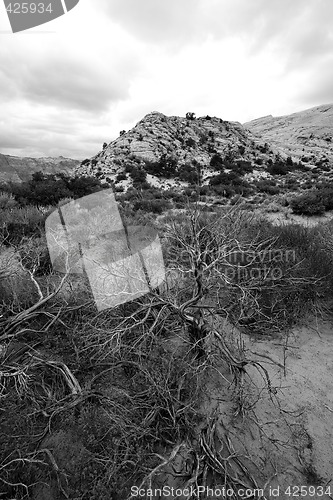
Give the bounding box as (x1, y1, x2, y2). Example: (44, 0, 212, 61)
(138, 313, 333, 500)
(231, 313, 333, 500)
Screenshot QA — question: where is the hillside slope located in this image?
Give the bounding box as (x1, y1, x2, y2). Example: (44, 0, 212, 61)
(75, 111, 280, 189)
(244, 104, 333, 164)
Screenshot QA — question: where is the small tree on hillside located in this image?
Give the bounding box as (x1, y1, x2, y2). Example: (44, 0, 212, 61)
(186, 111, 196, 120)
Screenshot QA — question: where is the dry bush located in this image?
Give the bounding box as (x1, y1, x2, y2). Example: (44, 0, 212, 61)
(0, 204, 327, 498)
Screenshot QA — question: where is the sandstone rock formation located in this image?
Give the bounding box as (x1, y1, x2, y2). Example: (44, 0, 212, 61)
(75, 111, 279, 189)
(244, 103, 333, 165)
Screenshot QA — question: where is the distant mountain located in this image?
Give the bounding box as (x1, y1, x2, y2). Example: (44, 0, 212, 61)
(244, 104, 333, 164)
(75, 111, 282, 190)
(0, 154, 80, 184)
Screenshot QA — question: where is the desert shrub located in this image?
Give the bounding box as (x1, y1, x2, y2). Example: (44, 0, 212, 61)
(300, 179, 314, 190)
(133, 198, 171, 214)
(161, 189, 180, 200)
(129, 166, 147, 185)
(209, 153, 224, 171)
(164, 190, 187, 206)
(17, 236, 52, 276)
(229, 218, 333, 328)
(295, 162, 311, 172)
(210, 184, 235, 198)
(234, 160, 253, 175)
(116, 172, 127, 182)
(209, 172, 251, 196)
(182, 188, 200, 201)
(284, 177, 299, 189)
(0, 191, 17, 209)
(260, 222, 333, 292)
(233, 184, 253, 197)
(263, 201, 281, 213)
(209, 171, 238, 186)
(144, 155, 178, 178)
(199, 133, 208, 145)
(0, 247, 43, 313)
(66, 175, 105, 199)
(290, 192, 325, 215)
(316, 186, 333, 210)
(263, 186, 280, 195)
(0, 206, 46, 245)
(178, 164, 199, 184)
(267, 159, 290, 176)
(230, 194, 242, 205)
(198, 185, 211, 196)
(207, 144, 217, 154)
(7, 172, 104, 206)
(255, 179, 280, 195)
(185, 137, 196, 148)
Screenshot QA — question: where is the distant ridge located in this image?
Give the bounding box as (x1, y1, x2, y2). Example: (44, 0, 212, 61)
(244, 104, 333, 162)
(0, 153, 80, 184)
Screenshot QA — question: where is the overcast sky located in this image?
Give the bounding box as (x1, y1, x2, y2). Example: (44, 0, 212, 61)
(1, 0, 333, 159)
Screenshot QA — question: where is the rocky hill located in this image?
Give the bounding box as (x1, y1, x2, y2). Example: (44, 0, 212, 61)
(5, 105, 331, 193)
(75, 111, 283, 191)
(244, 103, 333, 165)
(0, 154, 80, 184)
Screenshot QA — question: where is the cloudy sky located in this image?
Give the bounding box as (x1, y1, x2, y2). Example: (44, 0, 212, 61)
(1, 0, 333, 159)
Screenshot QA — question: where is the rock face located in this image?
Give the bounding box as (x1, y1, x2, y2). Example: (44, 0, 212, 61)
(244, 103, 333, 164)
(75, 111, 280, 189)
(0, 154, 80, 184)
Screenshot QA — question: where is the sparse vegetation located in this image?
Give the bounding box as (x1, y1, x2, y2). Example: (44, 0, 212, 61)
(290, 183, 333, 215)
(1, 197, 333, 498)
(185, 111, 196, 120)
(2, 172, 105, 207)
(144, 155, 178, 178)
(1, 106, 333, 498)
(290, 192, 325, 215)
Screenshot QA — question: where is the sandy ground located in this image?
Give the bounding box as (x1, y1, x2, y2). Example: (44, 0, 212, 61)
(142, 312, 333, 500)
(230, 313, 333, 500)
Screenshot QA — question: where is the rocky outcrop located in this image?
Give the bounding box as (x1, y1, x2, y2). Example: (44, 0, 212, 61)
(75, 111, 279, 189)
